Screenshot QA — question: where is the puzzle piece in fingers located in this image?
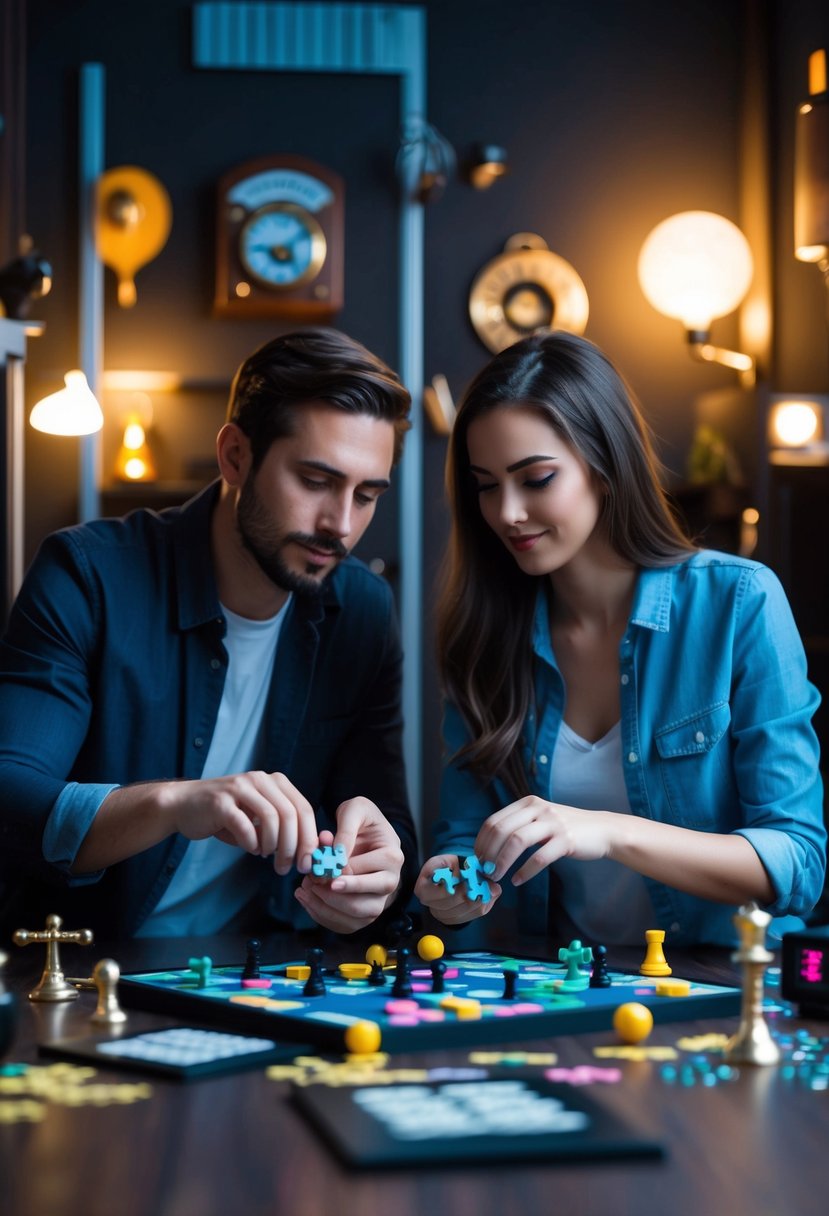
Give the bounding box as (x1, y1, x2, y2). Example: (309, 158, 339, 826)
(311, 844, 348, 879)
(459, 855, 497, 903)
(431, 855, 496, 902)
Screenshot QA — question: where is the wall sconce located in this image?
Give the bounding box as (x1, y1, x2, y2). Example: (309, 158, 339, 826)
(396, 116, 456, 204)
(467, 143, 509, 190)
(29, 370, 104, 436)
(96, 166, 172, 307)
(0, 239, 52, 320)
(638, 210, 755, 385)
(767, 395, 828, 465)
(794, 49, 828, 271)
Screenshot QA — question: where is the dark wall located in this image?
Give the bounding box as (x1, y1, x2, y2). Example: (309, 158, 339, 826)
(20, 0, 829, 833)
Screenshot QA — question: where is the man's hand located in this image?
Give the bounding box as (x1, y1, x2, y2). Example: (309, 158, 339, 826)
(293, 796, 404, 933)
(162, 771, 321, 873)
(414, 854, 502, 925)
(74, 770, 322, 875)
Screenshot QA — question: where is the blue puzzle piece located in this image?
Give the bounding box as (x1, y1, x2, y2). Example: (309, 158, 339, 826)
(431, 865, 460, 895)
(460, 855, 497, 903)
(311, 844, 348, 879)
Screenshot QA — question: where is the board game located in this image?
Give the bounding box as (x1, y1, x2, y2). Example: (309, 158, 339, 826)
(119, 948, 742, 1053)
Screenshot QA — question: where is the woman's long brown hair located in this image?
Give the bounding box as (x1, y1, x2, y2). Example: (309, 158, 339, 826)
(437, 331, 696, 797)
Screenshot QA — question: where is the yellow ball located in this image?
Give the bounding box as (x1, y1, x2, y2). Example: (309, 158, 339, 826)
(365, 944, 388, 967)
(416, 934, 445, 962)
(612, 1002, 654, 1044)
(344, 1020, 382, 1055)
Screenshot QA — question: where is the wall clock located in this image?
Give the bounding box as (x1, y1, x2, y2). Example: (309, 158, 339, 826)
(468, 233, 589, 353)
(215, 155, 344, 320)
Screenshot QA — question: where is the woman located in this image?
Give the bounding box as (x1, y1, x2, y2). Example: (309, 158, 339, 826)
(416, 331, 825, 946)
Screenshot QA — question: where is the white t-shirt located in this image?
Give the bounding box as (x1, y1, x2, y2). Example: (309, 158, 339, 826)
(137, 598, 291, 937)
(547, 719, 655, 946)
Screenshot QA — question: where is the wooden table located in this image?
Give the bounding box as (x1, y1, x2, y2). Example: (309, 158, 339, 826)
(1, 931, 826, 1216)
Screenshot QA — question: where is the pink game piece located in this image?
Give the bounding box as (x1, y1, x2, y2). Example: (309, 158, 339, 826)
(241, 978, 272, 989)
(385, 999, 419, 1015)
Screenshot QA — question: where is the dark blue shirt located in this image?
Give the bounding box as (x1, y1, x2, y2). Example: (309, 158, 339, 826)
(0, 483, 416, 936)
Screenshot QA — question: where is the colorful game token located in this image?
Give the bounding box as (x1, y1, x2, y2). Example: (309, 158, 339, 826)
(613, 1002, 654, 1044)
(416, 935, 444, 962)
(344, 1021, 382, 1055)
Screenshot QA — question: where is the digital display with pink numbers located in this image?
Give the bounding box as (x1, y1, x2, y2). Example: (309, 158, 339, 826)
(782, 930, 829, 1010)
(799, 947, 827, 988)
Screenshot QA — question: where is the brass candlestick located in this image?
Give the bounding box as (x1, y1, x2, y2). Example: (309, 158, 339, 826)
(724, 902, 780, 1066)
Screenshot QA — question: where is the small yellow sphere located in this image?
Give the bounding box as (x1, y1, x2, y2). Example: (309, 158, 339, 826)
(365, 944, 388, 967)
(416, 934, 445, 962)
(344, 1020, 382, 1055)
(612, 1002, 654, 1044)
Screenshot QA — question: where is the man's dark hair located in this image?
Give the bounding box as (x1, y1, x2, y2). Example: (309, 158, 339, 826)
(227, 328, 411, 468)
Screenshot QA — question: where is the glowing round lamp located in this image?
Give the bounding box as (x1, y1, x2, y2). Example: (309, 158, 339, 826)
(638, 211, 754, 331)
(29, 370, 104, 436)
(770, 401, 822, 448)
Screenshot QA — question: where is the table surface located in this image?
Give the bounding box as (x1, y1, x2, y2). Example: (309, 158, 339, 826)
(1, 929, 826, 1216)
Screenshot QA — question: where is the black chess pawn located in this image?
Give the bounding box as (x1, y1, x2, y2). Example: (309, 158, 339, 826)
(303, 947, 327, 998)
(502, 966, 518, 1000)
(242, 938, 261, 981)
(430, 958, 447, 994)
(589, 944, 611, 988)
(391, 946, 413, 998)
(367, 959, 387, 987)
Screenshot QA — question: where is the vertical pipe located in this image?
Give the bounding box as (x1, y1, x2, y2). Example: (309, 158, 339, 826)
(78, 63, 104, 523)
(397, 8, 425, 831)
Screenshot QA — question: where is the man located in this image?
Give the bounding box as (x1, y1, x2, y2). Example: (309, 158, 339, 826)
(0, 328, 417, 938)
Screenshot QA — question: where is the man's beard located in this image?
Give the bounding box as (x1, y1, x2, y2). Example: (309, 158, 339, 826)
(237, 475, 348, 596)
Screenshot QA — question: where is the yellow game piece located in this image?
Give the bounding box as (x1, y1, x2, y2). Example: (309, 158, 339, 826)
(343, 1020, 382, 1055)
(440, 995, 482, 1018)
(286, 965, 311, 981)
(612, 1001, 654, 1044)
(416, 934, 445, 961)
(655, 978, 691, 997)
(639, 928, 672, 976)
(338, 963, 372, 980)
(365, 944, 388, 967)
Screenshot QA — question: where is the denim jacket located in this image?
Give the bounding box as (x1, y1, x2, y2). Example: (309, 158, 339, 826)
(434, 552, 825, 946)
(0, 483, 416, 936)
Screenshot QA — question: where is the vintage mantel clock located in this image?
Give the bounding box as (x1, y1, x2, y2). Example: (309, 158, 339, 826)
(468, 232, 589, 353)
(215, 155, 344, 320)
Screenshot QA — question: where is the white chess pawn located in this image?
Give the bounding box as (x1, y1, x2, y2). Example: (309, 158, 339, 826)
(90, 958, 128, 1027)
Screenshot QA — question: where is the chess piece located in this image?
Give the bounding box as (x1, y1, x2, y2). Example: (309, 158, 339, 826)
(13, 914, 94, 1001)
(502, 964, 518, 1000)
(589, 944, 612, 988)
(391, 946, 413, 998)
(90, 958, 128, 1027)
(303, 948, 327, 997)
(367, 959, 387, 987)
(639, 929, 672, 977)
(724, 903, 780, 1066)
(557, 940, 592, 990)
(430, 959, 447, 994)
(242, 939, 261, 980)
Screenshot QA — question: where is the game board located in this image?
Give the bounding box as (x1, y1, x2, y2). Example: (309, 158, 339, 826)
(119, 951, 742, 1053)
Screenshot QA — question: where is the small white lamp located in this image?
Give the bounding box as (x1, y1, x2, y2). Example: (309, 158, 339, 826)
(638, 210, 755, 384)
(29, 369, 104, 436)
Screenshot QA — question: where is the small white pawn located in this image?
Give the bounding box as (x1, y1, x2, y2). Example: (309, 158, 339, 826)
(90, 958, 127, 1027)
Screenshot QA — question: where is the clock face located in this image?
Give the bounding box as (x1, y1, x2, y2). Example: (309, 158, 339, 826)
(214, 156, 344, 320)
(239, 203, 326, 289)
(469, 239, 589, 353)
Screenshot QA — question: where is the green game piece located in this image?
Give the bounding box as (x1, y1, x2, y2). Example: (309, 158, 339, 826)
(188, 957, 213, 988)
